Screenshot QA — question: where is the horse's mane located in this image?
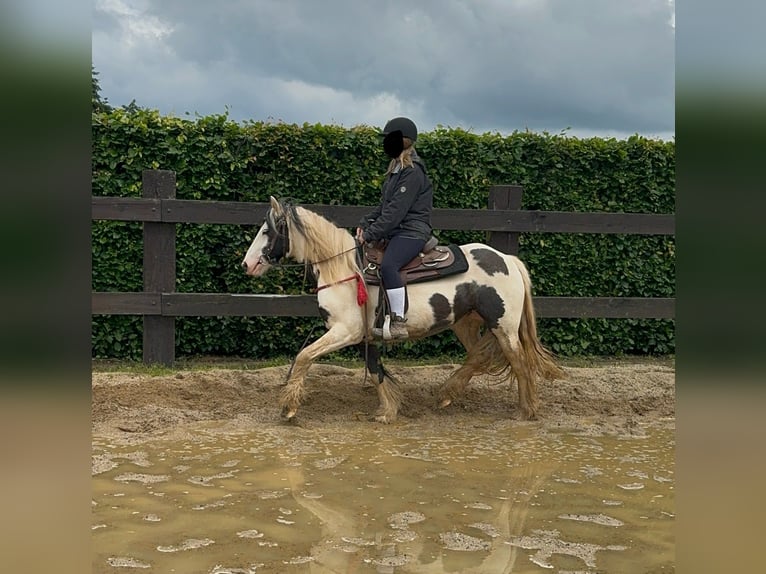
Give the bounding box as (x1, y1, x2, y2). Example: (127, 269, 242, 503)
(287, 206, 360, 282)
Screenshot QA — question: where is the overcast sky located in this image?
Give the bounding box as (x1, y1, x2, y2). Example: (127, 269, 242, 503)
(92, 0, 675, 140)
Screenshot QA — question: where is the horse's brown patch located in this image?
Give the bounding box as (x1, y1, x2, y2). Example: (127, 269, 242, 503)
(469, 248, 509, 276)
(429, 293, 452, 331)
(453, 282, 505, 329)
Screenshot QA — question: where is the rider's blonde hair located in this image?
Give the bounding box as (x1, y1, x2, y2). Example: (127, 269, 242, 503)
(385, 138, 415, 175)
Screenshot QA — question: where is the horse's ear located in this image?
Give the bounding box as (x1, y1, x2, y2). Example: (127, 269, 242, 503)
(269, 196, 282, 215)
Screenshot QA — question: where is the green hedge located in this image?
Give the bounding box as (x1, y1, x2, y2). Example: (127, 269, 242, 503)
(92, 109, 675, 360)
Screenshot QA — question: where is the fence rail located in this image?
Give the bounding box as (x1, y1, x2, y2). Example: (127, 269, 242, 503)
(92, 292, 675, 319)
(92, 170, 675, 366)
(92, 196, 675, 234)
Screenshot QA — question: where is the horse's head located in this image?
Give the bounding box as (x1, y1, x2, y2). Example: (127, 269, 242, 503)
(241, 196, 291, 276)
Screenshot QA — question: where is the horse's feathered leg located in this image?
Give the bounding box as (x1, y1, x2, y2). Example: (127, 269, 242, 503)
(500, 257, 566, 419)
(355, 342, 403, 423)
(452, 313, 484, 352)
(356, 342, 385, 385)
(373, 378, 402, 424)
(491, 328, 537, 419)
(280, 327, 360, 419)
(438, 313, 484, 408)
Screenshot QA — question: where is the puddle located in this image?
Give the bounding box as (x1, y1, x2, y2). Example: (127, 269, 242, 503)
(92, 421, 674, 572)
(106, 556, 151, 568)
(558, 513, 624, 526)
(506, 529, 628, 569)
(157, 538, 215, 553)
(440, 531, 492, 551)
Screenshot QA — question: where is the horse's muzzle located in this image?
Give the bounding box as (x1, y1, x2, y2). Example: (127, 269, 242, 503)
(242, 257, 268, 277)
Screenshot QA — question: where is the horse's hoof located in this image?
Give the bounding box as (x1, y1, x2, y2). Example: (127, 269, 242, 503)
(439, 398, 452, 408)
(520, 409, 538, 421)
(281, 405, 298, 419)
(372, 414, 392, 424)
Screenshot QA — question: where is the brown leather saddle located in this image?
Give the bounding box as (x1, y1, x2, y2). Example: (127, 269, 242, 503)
(361, 236, 468, 285)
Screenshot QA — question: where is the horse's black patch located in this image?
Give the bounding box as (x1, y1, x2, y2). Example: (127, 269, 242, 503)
(356, 343, 386, 384)
(470, 248, 509, 276)
(453, 281, 505, 329)
(429, 293, 452, 331)
(318, 306, 331, 326)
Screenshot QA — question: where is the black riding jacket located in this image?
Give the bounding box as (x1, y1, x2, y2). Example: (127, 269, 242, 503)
(359, 150, 433, 243)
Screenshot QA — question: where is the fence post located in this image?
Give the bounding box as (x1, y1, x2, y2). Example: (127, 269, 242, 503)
(487, 185, 524, 255)
(142, 170, 176, 366)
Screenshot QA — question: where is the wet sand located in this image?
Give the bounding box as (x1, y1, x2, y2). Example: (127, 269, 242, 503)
(92, 358, 675, 444)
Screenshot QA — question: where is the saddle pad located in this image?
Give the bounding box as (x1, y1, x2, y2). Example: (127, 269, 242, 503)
(363, 244, 469, 286)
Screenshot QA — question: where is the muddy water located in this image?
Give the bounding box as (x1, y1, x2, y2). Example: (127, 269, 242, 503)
(92, 419, 674, 573)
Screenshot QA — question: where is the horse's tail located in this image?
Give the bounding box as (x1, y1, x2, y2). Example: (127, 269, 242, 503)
(512, 257, 566, 382)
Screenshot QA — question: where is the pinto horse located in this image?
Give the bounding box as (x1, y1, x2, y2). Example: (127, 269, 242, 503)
(241, 196, 564, 423)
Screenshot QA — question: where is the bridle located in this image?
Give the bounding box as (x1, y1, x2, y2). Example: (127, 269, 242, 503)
(261, 208, 291, 265)
(259, 205, 361, 269)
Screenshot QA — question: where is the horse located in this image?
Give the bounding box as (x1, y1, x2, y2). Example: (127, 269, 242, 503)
(241, 196, 565, 423)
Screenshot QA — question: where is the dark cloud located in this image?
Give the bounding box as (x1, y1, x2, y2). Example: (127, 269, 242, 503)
(93, 0, 674, 138)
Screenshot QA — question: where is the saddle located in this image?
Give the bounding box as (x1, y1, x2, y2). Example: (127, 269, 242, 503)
(361, 236, 469, 286)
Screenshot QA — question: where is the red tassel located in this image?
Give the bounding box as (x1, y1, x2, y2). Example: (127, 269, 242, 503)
(356, 274, 368, 306)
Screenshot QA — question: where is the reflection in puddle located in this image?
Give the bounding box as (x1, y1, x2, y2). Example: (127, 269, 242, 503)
(93, 421, 674, 572)
(558, 513, 624, 526)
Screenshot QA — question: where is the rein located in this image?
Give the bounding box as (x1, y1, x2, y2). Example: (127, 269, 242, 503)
(265, 245, 365, 302)
(313, 273, 361, 293)
(265, 245, 359, 269)
(313, 272, 368, 307)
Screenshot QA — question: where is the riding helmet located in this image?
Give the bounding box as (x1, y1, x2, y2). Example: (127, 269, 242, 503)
(382, 117, 418, 142)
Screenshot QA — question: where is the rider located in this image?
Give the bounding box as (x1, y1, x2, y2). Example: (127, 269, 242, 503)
(356, 117, 434, 339)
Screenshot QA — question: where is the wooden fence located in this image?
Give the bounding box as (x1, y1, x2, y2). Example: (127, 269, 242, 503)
(92, 170, 675, 366)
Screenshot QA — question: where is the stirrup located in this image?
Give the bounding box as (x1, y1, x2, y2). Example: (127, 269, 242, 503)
(372, 314, 408, 340)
